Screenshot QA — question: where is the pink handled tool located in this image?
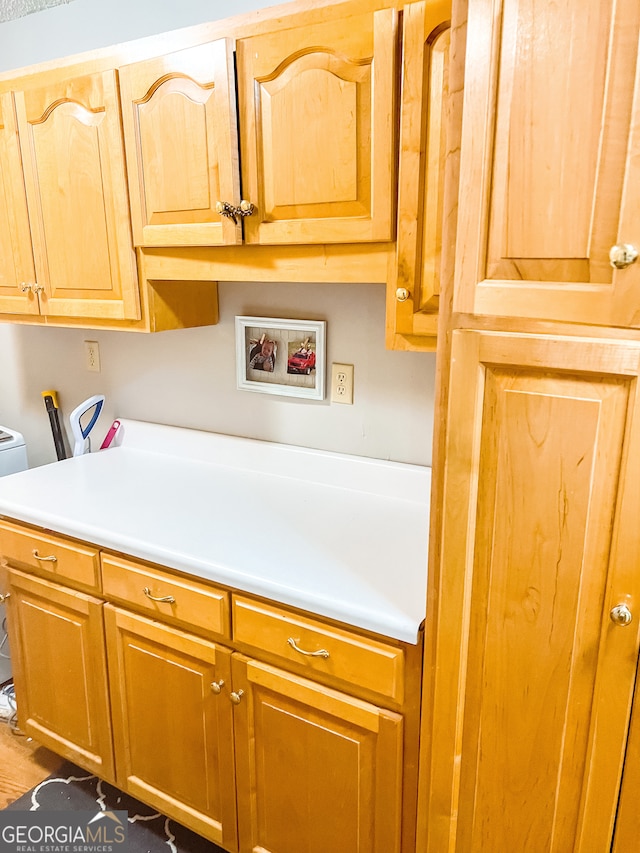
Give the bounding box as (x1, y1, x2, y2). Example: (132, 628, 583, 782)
(100, 419, 121, 450)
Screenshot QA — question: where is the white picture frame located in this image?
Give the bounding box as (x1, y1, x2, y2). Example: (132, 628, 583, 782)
(235, 316, 326, 400)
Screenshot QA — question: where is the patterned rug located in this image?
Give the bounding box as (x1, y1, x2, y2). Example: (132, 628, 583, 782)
(4, 762, 226, 853)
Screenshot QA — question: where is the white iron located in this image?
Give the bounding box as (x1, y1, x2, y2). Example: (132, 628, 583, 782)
(69, 395, 105, 457)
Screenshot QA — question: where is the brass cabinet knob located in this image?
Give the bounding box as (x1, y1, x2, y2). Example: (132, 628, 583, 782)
(0, 592, 10, 603)
(216, 200, 255, 223)
(609, 244, 638, 270)
(230, 690, 244, 705)
(395, 287, 410, 302)
(610, 604, 633, 626)
(21, 283, 44, 295)
(210, 680, 225, 695)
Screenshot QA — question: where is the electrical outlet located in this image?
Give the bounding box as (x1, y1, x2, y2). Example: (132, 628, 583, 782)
(331, 363, 354, 404)
(84, 340, 101, 372)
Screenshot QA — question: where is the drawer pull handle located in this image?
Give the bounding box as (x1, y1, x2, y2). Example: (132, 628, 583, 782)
(32, 549, 57, 563)
(287, 637, 330, 659)
(0, 592, 9, 603)
(142, 586, 176, 604)
(230, 690, 244, 705)
(210, 680, 225, 695)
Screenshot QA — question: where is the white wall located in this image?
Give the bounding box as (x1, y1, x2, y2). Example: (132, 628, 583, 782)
(0, 0, 280, 70)
(0, 0, 437, 469)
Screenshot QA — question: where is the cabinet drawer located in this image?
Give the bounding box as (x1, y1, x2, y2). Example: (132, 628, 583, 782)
(0, 520, 100, 591)
(232, 596, 405, 703)
(101, 554, 230, 639)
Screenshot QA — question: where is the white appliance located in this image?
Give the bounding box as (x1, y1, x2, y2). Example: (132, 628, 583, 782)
(0, 426, 28, 683)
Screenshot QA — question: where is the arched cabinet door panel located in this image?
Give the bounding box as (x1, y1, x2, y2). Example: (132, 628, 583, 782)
(236, 8, 397, 245)
(119, 40, 241, 248)
(14, 70, 139, 320)
(0, 92, 38, 316)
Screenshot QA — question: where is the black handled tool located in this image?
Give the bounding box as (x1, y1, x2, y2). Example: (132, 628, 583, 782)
(41, 390, 66, 461)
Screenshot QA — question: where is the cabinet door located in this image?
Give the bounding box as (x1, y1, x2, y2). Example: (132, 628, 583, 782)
(0, 92, 38, 315)
(14, 71, 140, 320)
(387, 1, 450, 349)
(612, 677, 640, 851)
(6, 568, 114, 780)
(232, 654, 403, 853)
(236, 9, 397, 245)
(119, 40, 241, 248)
(454, 0, 640, 328)
(425, 331, 640, 852)
(104, 605, 237, 851)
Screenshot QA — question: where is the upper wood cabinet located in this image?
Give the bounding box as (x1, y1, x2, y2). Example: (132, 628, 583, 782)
(0, 92, 38, 316)
(236, 8, 398, 245)
(386, 0, 450, 349)
(0, 0, 456, 322)
(119, 8, 399, 249)
(14, 70, 140, 320)
(0, 73, 219, 331)
(119, 41, 242, 248)
(454, 0, 640, 328)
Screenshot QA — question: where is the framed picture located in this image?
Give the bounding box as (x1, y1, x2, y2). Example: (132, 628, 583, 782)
(235, 316, 326, 400)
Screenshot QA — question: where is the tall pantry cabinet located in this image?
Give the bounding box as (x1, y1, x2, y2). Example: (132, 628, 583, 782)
(422, 0, 640, 850)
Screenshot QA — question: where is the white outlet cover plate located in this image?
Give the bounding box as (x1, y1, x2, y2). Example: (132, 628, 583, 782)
(331, 363, 354, 404)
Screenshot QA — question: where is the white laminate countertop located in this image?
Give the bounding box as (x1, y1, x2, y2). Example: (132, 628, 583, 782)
(0, 420, 431, 643)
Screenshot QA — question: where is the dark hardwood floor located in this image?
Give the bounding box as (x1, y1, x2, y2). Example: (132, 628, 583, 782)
(0, 719, 63, 808)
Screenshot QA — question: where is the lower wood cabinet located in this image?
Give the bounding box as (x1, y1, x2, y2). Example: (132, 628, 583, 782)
(1, 538, 411, 853)
(6, 569, 114, 781)
(104, 605, 238, 850)
(104, 604, 403, 853)
(232, 654, 403, 853)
